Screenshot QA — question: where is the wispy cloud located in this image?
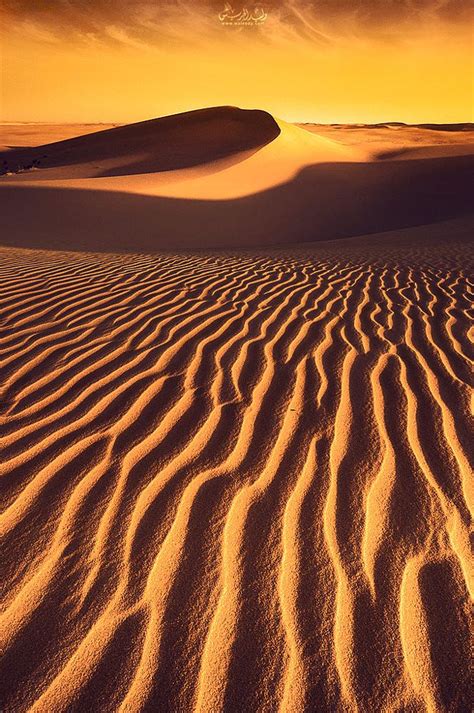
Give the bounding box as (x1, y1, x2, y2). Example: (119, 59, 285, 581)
(3, 0, 472, 49)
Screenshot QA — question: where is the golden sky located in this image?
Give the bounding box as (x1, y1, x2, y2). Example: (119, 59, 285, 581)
(1, 1, 473, 123)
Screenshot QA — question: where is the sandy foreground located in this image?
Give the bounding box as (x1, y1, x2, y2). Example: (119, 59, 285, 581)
(0, 109, 473, 712)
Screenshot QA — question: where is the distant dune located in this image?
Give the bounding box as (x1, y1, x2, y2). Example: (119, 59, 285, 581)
(299, 121, 474, 131)
(0, 108, 472, 712)
(0, 123, 121, 153)
(298, 122, 474, 156)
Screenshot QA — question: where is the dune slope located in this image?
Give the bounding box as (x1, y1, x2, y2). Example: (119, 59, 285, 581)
(0, 153, 472, 252)
(0, 106, 281, 177)
(0, 225, 472, 712)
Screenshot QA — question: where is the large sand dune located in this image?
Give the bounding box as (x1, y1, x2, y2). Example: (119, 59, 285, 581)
(1, 107, 472, 251)
(0, 107, 281, 177)
(0, 109, 473, 712)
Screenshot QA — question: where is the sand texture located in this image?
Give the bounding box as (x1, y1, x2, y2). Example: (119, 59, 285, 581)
(0, 108, 473, 712)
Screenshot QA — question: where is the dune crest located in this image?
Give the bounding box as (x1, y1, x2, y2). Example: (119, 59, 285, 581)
(0, 111, 362, 200)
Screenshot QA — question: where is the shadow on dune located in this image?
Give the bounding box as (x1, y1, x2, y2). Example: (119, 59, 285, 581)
(0, 153, 472, 252)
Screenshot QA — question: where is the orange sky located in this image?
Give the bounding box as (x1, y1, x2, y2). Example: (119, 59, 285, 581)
(1, 1, 473, 123)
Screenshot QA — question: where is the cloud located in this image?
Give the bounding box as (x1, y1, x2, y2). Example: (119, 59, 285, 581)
(3, 0, 473, 49)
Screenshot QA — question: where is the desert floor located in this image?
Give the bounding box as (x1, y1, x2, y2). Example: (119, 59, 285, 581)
(0, 112, 472, 712)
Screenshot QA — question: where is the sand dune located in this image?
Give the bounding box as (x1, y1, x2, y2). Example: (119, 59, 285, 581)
(0, 108, 360, 197)
(0, 107, 281, 178)
(0, 108, 473, 711)
(0, 107, 472, 251)
(0, 154, 472, 252)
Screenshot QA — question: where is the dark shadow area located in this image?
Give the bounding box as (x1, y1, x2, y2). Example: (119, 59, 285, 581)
(413, 123, 474, 132)
(419, 559, 471, 710)
(0, 153, 472, 253)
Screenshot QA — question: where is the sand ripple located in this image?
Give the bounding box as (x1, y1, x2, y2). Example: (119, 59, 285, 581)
(0, 241, 472, 711)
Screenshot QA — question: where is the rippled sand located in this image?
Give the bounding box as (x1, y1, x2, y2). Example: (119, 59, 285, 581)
(0, 228, 472, 712)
